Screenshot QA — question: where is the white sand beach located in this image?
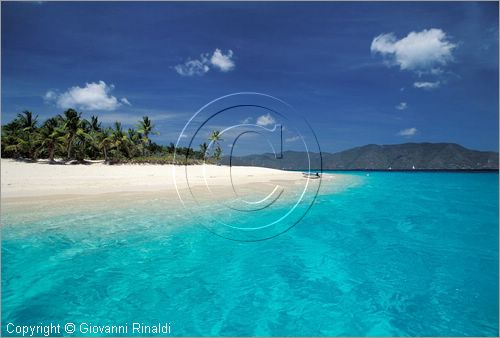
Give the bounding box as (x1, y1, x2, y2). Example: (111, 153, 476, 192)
(0, 159, 313, 198)
(0, 160, 364, 225)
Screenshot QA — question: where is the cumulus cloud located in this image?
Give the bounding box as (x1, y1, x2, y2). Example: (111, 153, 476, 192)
(256, 113, 276, 127)
(396, 102, 408, 110)
(210, 49, 235, 72)
(398, 127, 418, 137)
(175, 49, 235, 76)
(371, 28, 456, 73)
(45, 81, 129, 111)
(413, 81, 440, 90)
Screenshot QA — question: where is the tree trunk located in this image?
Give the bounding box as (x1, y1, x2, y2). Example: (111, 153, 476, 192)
(103, 146, 109, 163)
(66, 135, 74, 160)
(77, 140, 86, 162)
(28, 137, 36, 161)
(142, 136, 148, 157)
(49, 146, 55, 163)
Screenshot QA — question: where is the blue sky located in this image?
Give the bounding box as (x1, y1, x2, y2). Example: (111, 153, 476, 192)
(2, 1, 498, 153)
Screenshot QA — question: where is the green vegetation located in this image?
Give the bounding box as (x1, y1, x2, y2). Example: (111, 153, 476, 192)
(208, 130, 223, 161)
(1, 109, 221, 165)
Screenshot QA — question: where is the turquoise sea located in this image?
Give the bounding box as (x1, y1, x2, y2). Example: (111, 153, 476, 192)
(2, 172, 498, 336)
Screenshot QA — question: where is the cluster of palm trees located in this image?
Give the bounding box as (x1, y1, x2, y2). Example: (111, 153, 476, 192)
(1, 109, 224, 164)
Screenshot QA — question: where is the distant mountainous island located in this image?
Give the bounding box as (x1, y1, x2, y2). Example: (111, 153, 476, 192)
(222, 143, 499, 170)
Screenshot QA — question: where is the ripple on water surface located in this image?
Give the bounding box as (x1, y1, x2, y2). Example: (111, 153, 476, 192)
(2, 172, 498, 336)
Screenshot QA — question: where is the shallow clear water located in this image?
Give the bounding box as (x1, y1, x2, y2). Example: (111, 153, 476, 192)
(2, 172, 498, 336)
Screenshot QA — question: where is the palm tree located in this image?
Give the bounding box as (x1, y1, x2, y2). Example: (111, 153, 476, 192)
(128, 128, 142, 157)
(98, 127, 113, 163)
(37, 117, 64, 163)
(1, 120, 22, 158)
(208, 130, 223, 161)
(199, 142, 208, 160)
(208, 130, 223, 145)
(2, 109, 223, 164)
(16, 111, 39, 159)
(213, 146, 222, 162)
(87, 116, 102, 159)
(90, 115, 101, 132)
(60, 109, 82, 160)
(110, 122, 132, 159)
(17, 111, 38, 132)
(73, 119, 92, 162)
(2, 117, 27, 158)
(3, 136, 37, 160)
(137, 116, 158, 156)
(127, 128, 141, 145)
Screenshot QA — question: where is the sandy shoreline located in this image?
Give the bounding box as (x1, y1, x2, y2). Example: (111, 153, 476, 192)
(1, 159, 334, 212)
(1, 158, 309, 197)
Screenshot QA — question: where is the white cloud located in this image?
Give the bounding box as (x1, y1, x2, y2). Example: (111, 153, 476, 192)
(240, 117, 252, 124)
(175, 49, 235, 76)
(210, 49, 235, 72)
(413, 81, 440, 90)
(174, 58, 210, 76)
(120, 97, 131, 106)
(44, 90, 57, 102)
(396, 102, 408, 110)
(256, 113, 276, 127)
(285, 136, 301, 143)
(398, 127, 418, 137)
(45, 81, 128, 111)
(371, 28, 456, 73)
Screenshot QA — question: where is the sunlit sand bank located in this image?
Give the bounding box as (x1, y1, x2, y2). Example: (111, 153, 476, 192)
(1, 159, 345, 216)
